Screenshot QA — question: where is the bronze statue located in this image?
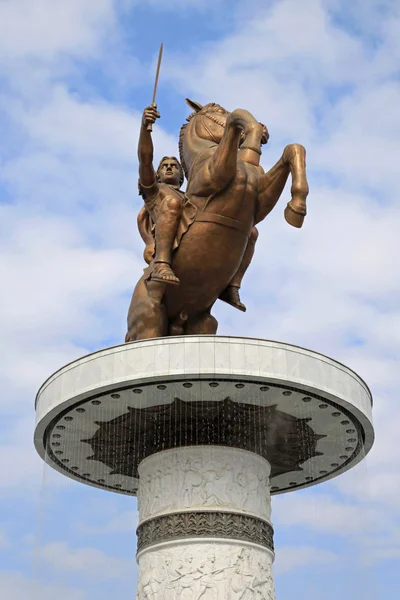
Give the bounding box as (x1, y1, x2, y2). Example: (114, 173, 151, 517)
(136, 104, 186, 286)
(126, 99, 309, 342)
(135, 105, 258, 309)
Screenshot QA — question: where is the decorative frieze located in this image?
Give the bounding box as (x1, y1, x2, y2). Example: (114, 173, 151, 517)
(137, 511, 274, 553)
(136, 542, 275, 599)
(138, 446, 272, 522)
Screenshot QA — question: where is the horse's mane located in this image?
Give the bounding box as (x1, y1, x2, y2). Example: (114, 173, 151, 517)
(178, 124, 190, 179)
(179, 103, 228, 178)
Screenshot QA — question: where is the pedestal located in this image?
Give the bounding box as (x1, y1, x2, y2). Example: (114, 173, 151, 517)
(34, 335, 374, 599)
(136, 446, 275, 599)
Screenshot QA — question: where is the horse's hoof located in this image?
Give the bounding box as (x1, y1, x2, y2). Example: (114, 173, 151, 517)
(284, 202, 306, 228)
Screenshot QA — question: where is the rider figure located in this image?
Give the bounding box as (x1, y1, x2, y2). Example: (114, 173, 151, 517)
(137, 104, 258, 311)
(137, 103, 184, 285)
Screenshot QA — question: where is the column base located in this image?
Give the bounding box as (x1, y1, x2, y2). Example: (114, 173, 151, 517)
(137, 539, 275, 599)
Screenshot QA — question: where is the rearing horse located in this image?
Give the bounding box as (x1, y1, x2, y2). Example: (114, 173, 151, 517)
(126, 99, 309, 341)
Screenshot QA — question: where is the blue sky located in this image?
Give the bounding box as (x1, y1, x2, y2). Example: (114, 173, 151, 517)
(0, 0, 399, 597)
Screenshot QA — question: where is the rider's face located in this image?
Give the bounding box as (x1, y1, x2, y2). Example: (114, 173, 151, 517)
(159, 160, 181, 187)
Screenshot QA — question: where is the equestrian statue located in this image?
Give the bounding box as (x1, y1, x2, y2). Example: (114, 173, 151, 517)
(126, 98, 309, 342)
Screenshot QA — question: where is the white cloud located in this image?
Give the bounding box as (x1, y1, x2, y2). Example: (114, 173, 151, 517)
(3, 84, 179, 166)
(34, 541, 133, 578)
(273, 492, 384, 537)
(0, 434, 43, 491)
(163, 0, 370, 139)
(0, 416, 66, 492)
(274, 545, 337, 574)
(9, 87, 139, 160)
(335, 402, 400, 512)
(313, 83, 400, 191)
(0, 215, 134, 335)
(121, 0, 224, 11)
(77, 510, 138, 535)
(0, 0, 115, 60)
(0, 571, 85, 600)
(0, 204, 139, 418)
(0, 530, 8, 549)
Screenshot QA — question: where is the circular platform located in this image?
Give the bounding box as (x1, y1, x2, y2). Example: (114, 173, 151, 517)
(34, 336, 374, 496)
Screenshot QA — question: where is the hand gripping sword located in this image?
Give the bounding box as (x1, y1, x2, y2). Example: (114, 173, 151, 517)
(147, 43, 163, 132)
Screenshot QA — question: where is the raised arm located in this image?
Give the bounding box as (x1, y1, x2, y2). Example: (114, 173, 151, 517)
(138, 104, 160, 187)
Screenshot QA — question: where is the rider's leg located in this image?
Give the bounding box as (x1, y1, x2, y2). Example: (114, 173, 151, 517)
(151, 195, 182, 285)
(219, 227, 258, 312)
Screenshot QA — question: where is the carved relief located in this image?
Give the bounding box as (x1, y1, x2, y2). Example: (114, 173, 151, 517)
(136, 511, 274, 554)
(136, 543, 275, 599)
(138, 447, 272, 522)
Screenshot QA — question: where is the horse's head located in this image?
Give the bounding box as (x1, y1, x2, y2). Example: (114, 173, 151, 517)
(185, 99, 231, 144)
(179, 99, 269, 179)
(185, 99, 269, 145)
(179, 99, 232, 179)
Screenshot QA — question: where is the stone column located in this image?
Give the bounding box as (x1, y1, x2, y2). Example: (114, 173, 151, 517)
(136, 445, 276, 599)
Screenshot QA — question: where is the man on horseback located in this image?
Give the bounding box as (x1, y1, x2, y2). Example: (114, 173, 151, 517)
(136, 103, 256, 311)
(126, 98, 308, 342)
(137, 104, 185, 285)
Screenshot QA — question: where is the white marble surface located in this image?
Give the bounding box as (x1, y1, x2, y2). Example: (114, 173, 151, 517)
(136, 541, 275, 600)
(135, 442, 276, 598)
(34, 336, 374, 493)
(36, 335, 373, 422)
(138, 446, 272, 522)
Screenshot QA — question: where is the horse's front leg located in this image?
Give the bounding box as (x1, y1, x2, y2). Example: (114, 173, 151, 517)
(190, 110, 263, 194)
(256, 144, 309, 228)
(210, 110, 264, 190)
(283, 143, 309, 228)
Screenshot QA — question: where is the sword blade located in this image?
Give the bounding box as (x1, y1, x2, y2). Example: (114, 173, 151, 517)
(151, 42, 163, 105)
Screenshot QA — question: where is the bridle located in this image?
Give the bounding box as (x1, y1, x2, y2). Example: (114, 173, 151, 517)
(201, 111, 246, 145)
(201, 112, 227, 145)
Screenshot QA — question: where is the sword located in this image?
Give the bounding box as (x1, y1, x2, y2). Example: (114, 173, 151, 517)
(147, 43, 163, 132)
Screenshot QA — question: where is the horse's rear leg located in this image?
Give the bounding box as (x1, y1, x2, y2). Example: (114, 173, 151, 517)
(185, 310, 218, 335)
(126, 279, 168, 341)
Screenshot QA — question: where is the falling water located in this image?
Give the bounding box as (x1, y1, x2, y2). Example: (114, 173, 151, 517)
(31, 442, 49, 596)
(32, 390, 139, 599)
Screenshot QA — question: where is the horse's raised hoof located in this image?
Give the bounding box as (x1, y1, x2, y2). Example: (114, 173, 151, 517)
(150, 262, 180, 286)
(219, 285, 246, 312)
(284, 201, 307, 229)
